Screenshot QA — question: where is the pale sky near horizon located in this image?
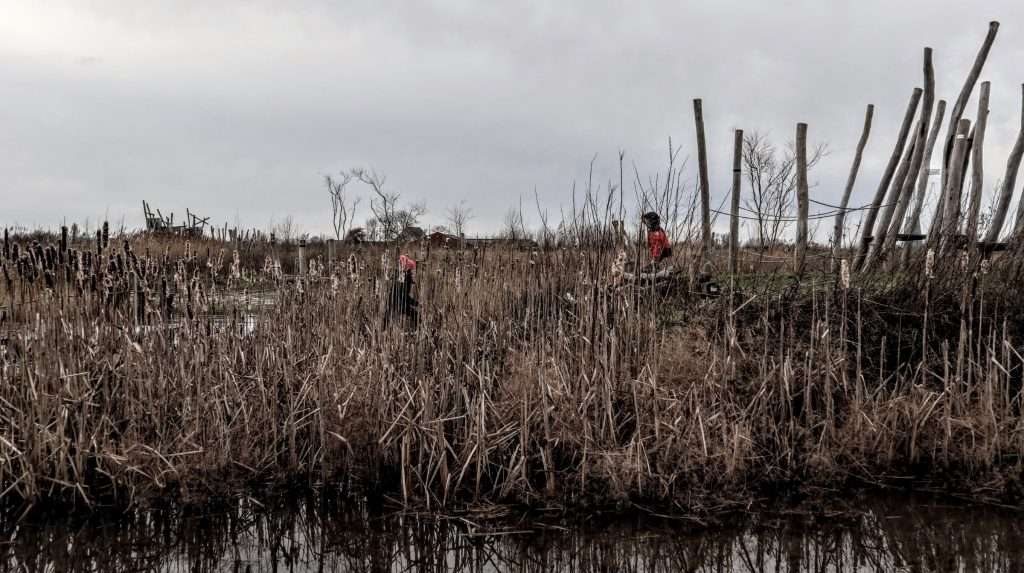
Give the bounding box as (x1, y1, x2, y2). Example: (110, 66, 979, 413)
(2, 1, 1023, 239)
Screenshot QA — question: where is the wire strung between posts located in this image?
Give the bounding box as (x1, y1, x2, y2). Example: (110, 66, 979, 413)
(715, 199, 895, 223)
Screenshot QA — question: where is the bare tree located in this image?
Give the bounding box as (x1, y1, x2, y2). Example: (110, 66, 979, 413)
(502, 207, 526, 241)
(742, 131, 826, 249)
(325, 172, 361, 240)
(364, 217, 380, 241)
(446, 201, 473, 236)
(351, 168, 401, 240)
(393, 203, 427, 234)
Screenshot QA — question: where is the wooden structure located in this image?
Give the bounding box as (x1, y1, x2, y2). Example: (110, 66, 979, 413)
(142, 201, 208, 237)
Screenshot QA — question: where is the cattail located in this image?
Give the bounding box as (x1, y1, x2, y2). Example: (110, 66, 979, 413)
(101, 221, 109, 250)
(840, 259, 850, 290)
(925, 249, 935, 279)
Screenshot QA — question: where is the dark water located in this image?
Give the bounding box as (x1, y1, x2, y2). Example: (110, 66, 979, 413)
(3, 492, 1022, 572)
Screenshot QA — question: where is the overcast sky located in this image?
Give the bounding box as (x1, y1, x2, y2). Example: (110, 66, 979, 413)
(2, 1, 1023, 239)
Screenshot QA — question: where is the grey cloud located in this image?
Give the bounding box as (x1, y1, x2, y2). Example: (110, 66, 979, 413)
(2, 1, 1023, 238)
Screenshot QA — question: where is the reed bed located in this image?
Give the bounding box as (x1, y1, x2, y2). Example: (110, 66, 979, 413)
(3, 224, 1024, 513)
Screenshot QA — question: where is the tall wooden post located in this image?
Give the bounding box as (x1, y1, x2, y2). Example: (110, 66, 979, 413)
(907, 99, 947, 236)
(832, 104, 874, 269)
(991, 84, 1024, 240)
(693, 99, 712, 262)
(730, 129, 743, 276)
(940, 119, 972, 248)
(327, 239, 336, 271)
(298, 238, 307, 276)
(853, 88, 922, 270)
(795, 123, 809, 276)
(941, 21, 999, 192)
(871, 48, 936, 269)
(965, 81, 990, 250)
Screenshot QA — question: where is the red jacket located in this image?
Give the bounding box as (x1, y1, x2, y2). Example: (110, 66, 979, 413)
(648, 229, 671, 261)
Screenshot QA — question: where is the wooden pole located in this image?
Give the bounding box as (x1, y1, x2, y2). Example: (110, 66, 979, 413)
(298, 238, 307, 276)
(871, 48, 936, 269)
(853, 88, 922, 270)
(907, 99, 947, 236)
(940, 119, 972, 249)
(730, 128, 743, 276)
(327, 238, 336, 271)
(693, 99, 713, 262)
(991, 84, 1024, 240)
(941, 21, 999, 192)
(832, 104, 874, 270)
(795, 123, 809, 276)
(965, 81, 990, 250)
(866, 128, 918, 268)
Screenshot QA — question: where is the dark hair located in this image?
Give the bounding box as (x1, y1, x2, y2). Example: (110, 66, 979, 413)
(641, 212, 661, 231)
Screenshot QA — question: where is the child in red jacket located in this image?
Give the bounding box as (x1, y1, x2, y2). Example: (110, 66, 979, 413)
(642, 212, 672, 272)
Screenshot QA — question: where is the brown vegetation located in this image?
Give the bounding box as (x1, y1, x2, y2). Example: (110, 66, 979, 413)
(3, 223, 1024, 513)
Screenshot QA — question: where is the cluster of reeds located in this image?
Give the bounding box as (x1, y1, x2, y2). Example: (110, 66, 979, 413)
(3, 218, 1024, 514)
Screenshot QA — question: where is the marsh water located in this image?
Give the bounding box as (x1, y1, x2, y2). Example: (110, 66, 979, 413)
(3, 492, 1022, 572)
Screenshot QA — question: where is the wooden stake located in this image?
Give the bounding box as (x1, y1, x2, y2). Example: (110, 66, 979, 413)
(907, 99, 947, 237)
(941, 21, 999, 192)
(965, 81, 990, 250)
(795, 123, 809, 276)
(940, 119, 972, 249)
(730, 128, 743, 276)
(832, 104, 873, 269)
(853, 88, 922, 270)
(693, 99, 712, 262)
(992, 84, 1024, 240)
(871, 48, 936, 269)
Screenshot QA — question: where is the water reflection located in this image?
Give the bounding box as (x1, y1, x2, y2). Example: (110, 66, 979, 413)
(2, 493, 1021, 572)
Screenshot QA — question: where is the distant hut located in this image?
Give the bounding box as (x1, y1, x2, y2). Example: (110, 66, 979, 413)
(427, 231, 461, 248)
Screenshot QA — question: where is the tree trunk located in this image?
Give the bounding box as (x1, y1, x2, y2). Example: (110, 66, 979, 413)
(832, 104, 874, 270)
(693, 99, 712, 263)
(795, 123, 809, 276)
(853, 88, 922, 270)
(991, 84, 1024, 241)
(730, 129, 743, 276)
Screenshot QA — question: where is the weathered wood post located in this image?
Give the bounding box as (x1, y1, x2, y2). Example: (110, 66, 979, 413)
(129, 270, 138, 325)
(854, 88, 922, 270)
(907, 99, 947, 237)
(991, 84, 1024, 240)
(871, 48, 936, 269)
(298, 238, 307, 276)
(965, 81, 991, 251)
(866, 129, 918, 267)
(832, 104, 874, 270)
(693, 99, 713, 262)
(730, 128, 743, 277)
(941, 21, 999, 192)
(940, 119, 973, 249)
(327, 238, 336, 271)
(795, 123, 809, 276)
